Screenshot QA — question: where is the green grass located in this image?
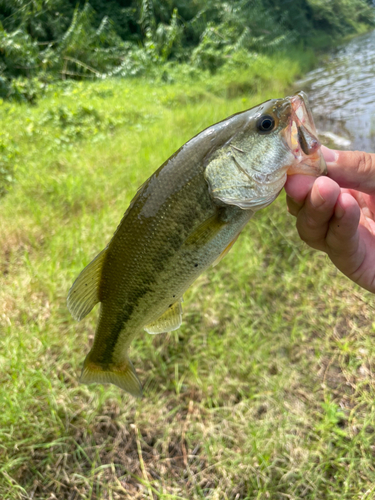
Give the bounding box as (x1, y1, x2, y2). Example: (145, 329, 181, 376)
(1, 53, 375, 499)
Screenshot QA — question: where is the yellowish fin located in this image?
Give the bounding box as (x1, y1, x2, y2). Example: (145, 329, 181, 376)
(185, 214, 226, 246)
(67, 248, 107, 321)
(212, 234, 240, 267)
(144, 299, 183, 334)
(81, 355, 143, 398)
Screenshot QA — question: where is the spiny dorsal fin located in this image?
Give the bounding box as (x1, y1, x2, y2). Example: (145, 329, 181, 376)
(144, 299, 183, 334)
(81, 356, 142, 398)
(67, 248, 107, 321)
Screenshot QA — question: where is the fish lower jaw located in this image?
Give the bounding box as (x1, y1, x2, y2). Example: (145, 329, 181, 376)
(287, 153, 327, 176)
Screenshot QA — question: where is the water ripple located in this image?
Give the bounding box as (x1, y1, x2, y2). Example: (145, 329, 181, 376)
(296, 30, 375, 152)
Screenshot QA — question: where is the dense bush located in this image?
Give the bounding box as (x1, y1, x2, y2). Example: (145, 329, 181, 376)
(0, 0, 373, 90)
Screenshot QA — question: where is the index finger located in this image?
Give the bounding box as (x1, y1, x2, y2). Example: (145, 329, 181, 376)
(322, 146, 375, 194)
(284, 174, 316, 205)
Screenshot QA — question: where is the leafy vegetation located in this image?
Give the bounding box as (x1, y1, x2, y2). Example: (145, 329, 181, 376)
(1, 65, 375, 498)
(0, 0, 373, 87)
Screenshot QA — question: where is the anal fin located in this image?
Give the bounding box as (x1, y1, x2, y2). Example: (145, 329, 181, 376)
(81, 356, 143, 398)
(144, 299, 183, 334)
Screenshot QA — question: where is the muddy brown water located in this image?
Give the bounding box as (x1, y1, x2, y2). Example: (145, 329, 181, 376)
(295, 29, 375, 153)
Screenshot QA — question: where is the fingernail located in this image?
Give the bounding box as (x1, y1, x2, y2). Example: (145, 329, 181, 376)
(335, 200, 345, 219)
(311, 184, 325, 208)
(321, 146, 338, 164)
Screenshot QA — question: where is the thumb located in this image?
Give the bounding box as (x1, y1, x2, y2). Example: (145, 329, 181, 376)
(322, 146, 375, 195)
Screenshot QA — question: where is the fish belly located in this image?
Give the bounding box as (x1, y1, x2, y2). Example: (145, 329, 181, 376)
(93, 205, 254, 366)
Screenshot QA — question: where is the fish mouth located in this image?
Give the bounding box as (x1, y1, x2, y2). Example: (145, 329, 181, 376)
(284, 91, 327, 176)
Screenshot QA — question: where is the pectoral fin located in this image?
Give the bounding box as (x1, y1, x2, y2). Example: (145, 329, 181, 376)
(144, 299, 183, 334)
(81, 356, 143, 397)
(212, 234, 240, 267)
(185, 214, 226, 246)
(67, 248, 107, 321)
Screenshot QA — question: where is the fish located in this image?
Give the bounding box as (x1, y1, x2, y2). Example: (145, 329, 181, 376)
(67, 91, 326, 397)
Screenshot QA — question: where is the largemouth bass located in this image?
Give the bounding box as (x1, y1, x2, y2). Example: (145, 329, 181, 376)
(67, 91, 326, 397)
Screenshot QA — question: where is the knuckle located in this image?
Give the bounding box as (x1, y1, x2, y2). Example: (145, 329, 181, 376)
(296, 218, 313, 243)
(296, 210, 327, 249)
(303, 212, 320, 231)
(286, 196, 301, 217)
(329, 243, 357, 262)
(297, 226, 325, 251)
(298, 231, 310, 244)
(357, 151, 375, 177)
(326, 223, 358, 261)
(287, 205, 297, 217)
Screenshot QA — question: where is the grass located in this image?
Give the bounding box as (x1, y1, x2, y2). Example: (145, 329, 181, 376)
(1, 52, 375, 499)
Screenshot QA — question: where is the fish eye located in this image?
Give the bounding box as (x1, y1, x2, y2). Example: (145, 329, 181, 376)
(256, 115, 276, 133)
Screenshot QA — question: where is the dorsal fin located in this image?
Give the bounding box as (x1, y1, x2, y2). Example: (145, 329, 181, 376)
(144, 299, 183, 334)
(67, 248, 107, 321)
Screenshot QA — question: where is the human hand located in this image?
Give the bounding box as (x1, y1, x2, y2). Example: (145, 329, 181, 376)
(285, 146, 375, 293)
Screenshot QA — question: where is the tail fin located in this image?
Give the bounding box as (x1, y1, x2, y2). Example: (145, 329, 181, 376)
(80, 355, 143, 398)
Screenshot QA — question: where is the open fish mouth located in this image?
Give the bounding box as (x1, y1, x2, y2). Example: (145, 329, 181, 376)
(285, 91, 327, 176)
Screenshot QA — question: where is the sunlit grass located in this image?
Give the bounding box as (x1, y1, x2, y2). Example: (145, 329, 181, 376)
(1, 54, 375, 499)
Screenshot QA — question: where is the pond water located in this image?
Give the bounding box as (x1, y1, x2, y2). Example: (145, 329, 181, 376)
(295, 29, 375, 153)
